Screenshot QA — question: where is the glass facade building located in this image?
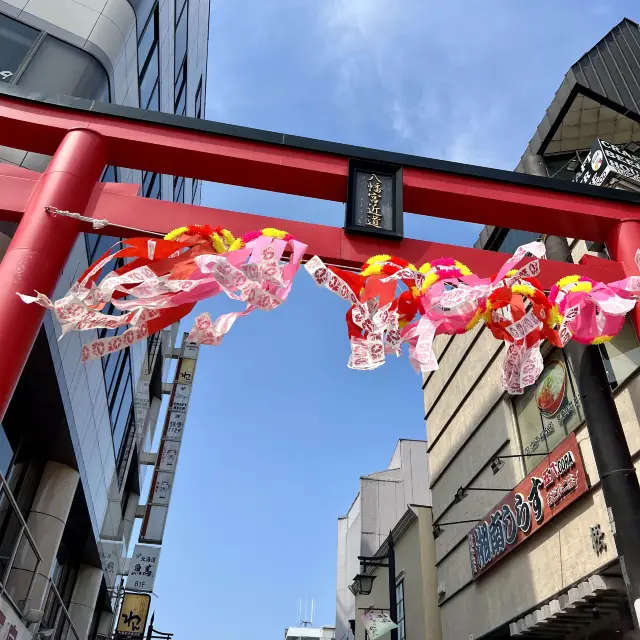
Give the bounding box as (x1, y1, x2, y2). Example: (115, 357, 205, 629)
(0, 0, 209, 637)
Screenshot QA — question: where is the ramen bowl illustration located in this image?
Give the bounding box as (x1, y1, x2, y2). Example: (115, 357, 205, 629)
(535, 359, 566, 418)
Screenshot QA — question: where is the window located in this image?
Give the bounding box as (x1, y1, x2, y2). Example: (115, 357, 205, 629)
(174, 0, 188, 80)
(85, 169, 119, 260)
(0, 13, 40, 83)
(599, 318, 640, 390)
(17, 35, 109, 100)
(173, 176, 185, 203)
(174, 0, 188, 115)
(192, 179, 200, 203)
(395, 579, 406, 640)
(142, 171, 161, 199)
(195, 77, 203, 118)
(513, 349, 586, 473)
(174, 58, 187, 115)
(138, 4, 160, 111)
(107, 351, 134, 457)
(496, 229, 539, 255)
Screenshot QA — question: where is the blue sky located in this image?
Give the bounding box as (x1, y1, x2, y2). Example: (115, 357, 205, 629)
(148, 2, 638, 638)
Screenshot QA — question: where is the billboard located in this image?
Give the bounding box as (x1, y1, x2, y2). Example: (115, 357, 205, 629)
(575, 138, 640, 187)
(468, 433, 588, 579)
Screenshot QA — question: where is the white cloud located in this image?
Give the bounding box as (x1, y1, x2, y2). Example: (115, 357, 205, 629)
(314, 0, 518, 168)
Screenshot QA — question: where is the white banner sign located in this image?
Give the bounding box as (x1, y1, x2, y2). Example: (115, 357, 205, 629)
(126, 544, 161, 593)
(140, 333, 199, 545)
(99, 541, 124, 589)
(360, 609, 397, 640)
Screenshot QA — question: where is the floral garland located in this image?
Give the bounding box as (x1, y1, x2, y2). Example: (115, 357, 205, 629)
(20, 223, 306, 362)
(306, 241, 640, 394)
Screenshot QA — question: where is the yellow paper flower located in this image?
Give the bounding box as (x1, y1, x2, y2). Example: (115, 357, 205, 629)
(366, 254, 392, 265)
(569, 281, 593, 294)
(210, 232, 227, 254)
(221, 228, 236, 245)
(420, 271, 439, 292)
(512, 283, 536, 297)
(164, 226, 188, 241)
(228, 238, 245, 252)
(262, 228, 287, 239)
(591, 335, 613, 345)
(456, 261, 472, 276)
(556, 275, 580, 290)
(548, 307, 563, 327)
(362, 263, 383, 277)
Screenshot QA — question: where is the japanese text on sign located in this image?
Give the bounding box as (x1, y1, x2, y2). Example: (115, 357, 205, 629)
(467, 433, 587, 578)
(116, 593, 150, 637)
(366, 174, 383, 228)
(126, 545, 161, 593)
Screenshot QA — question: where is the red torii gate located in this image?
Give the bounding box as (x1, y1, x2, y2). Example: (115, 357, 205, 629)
(0, 87, 639, 421)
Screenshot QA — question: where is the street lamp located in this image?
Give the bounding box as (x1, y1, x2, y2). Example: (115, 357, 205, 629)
(350, 574, 376, 596)
(354, 532, 398, 640)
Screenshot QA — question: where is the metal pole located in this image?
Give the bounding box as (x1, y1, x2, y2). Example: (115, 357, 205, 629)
(0, 129, 106, 422)
(146, 613, 155, 640)
(387, 532, 398, 640)
(545, 234, 640, 632)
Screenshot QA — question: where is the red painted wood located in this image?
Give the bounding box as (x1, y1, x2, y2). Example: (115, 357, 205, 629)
(80, 188, 625, 287)
(0, 130, 107, 422)
(0, 96, 639, 243)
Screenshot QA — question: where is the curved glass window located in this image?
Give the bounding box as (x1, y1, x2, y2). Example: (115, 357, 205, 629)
(17, 35, 109, 101)
(0, 13, 39, 83)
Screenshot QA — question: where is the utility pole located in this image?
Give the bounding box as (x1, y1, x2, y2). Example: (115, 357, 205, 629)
(545, 234, 640, 633)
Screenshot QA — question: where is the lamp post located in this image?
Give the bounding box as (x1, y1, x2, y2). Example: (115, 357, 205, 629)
(350, 532, 398, 640)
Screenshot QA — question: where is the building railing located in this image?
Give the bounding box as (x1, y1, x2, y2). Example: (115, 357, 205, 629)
(0, 471, 42, 619)
(41, 578, 80, 640)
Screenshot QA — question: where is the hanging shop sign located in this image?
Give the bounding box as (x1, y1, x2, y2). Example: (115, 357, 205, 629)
(468, 433, 588, 579)
(360, 609, 397, 640)
(139, 333, 199, 544)
(99, 540, 125, 590)
(575, 138, 640, 187)
(125, 544, 162, 593)
(345, 159, 403, 240)
(116, 592, 151, 638)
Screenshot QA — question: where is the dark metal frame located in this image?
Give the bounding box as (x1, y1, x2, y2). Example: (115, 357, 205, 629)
(356, 533, 398, 640)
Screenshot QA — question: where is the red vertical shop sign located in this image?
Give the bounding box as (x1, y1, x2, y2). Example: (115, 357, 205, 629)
(468, 433, 588, 579)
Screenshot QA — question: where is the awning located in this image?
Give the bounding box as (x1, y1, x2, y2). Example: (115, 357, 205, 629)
(510, 575, 628, 637)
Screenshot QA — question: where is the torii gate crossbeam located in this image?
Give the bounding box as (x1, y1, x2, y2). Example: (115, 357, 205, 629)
(0, 86, 638, 421)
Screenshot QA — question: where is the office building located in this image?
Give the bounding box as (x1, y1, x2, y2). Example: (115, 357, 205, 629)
(425, 18, 640, 640)
(0, 0, 209, 638)
(336, 440, 430, 640)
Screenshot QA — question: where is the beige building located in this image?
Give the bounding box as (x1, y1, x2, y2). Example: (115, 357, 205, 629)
(424, 18, 640, 640)
(353, 506, 441, 640)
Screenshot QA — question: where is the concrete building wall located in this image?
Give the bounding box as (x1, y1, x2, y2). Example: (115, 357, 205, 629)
(337, 441, 431, 640)
(424, 284, 640, 638)
(354, 508, 441, 640)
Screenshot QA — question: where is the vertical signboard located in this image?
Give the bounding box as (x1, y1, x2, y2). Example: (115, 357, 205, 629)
(344, 159, 403, 240)
(116, 593, 151, 638)
(139, 333, 199, 544)
(125, 544, 162, 593)
(99, 541, 125, 590)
